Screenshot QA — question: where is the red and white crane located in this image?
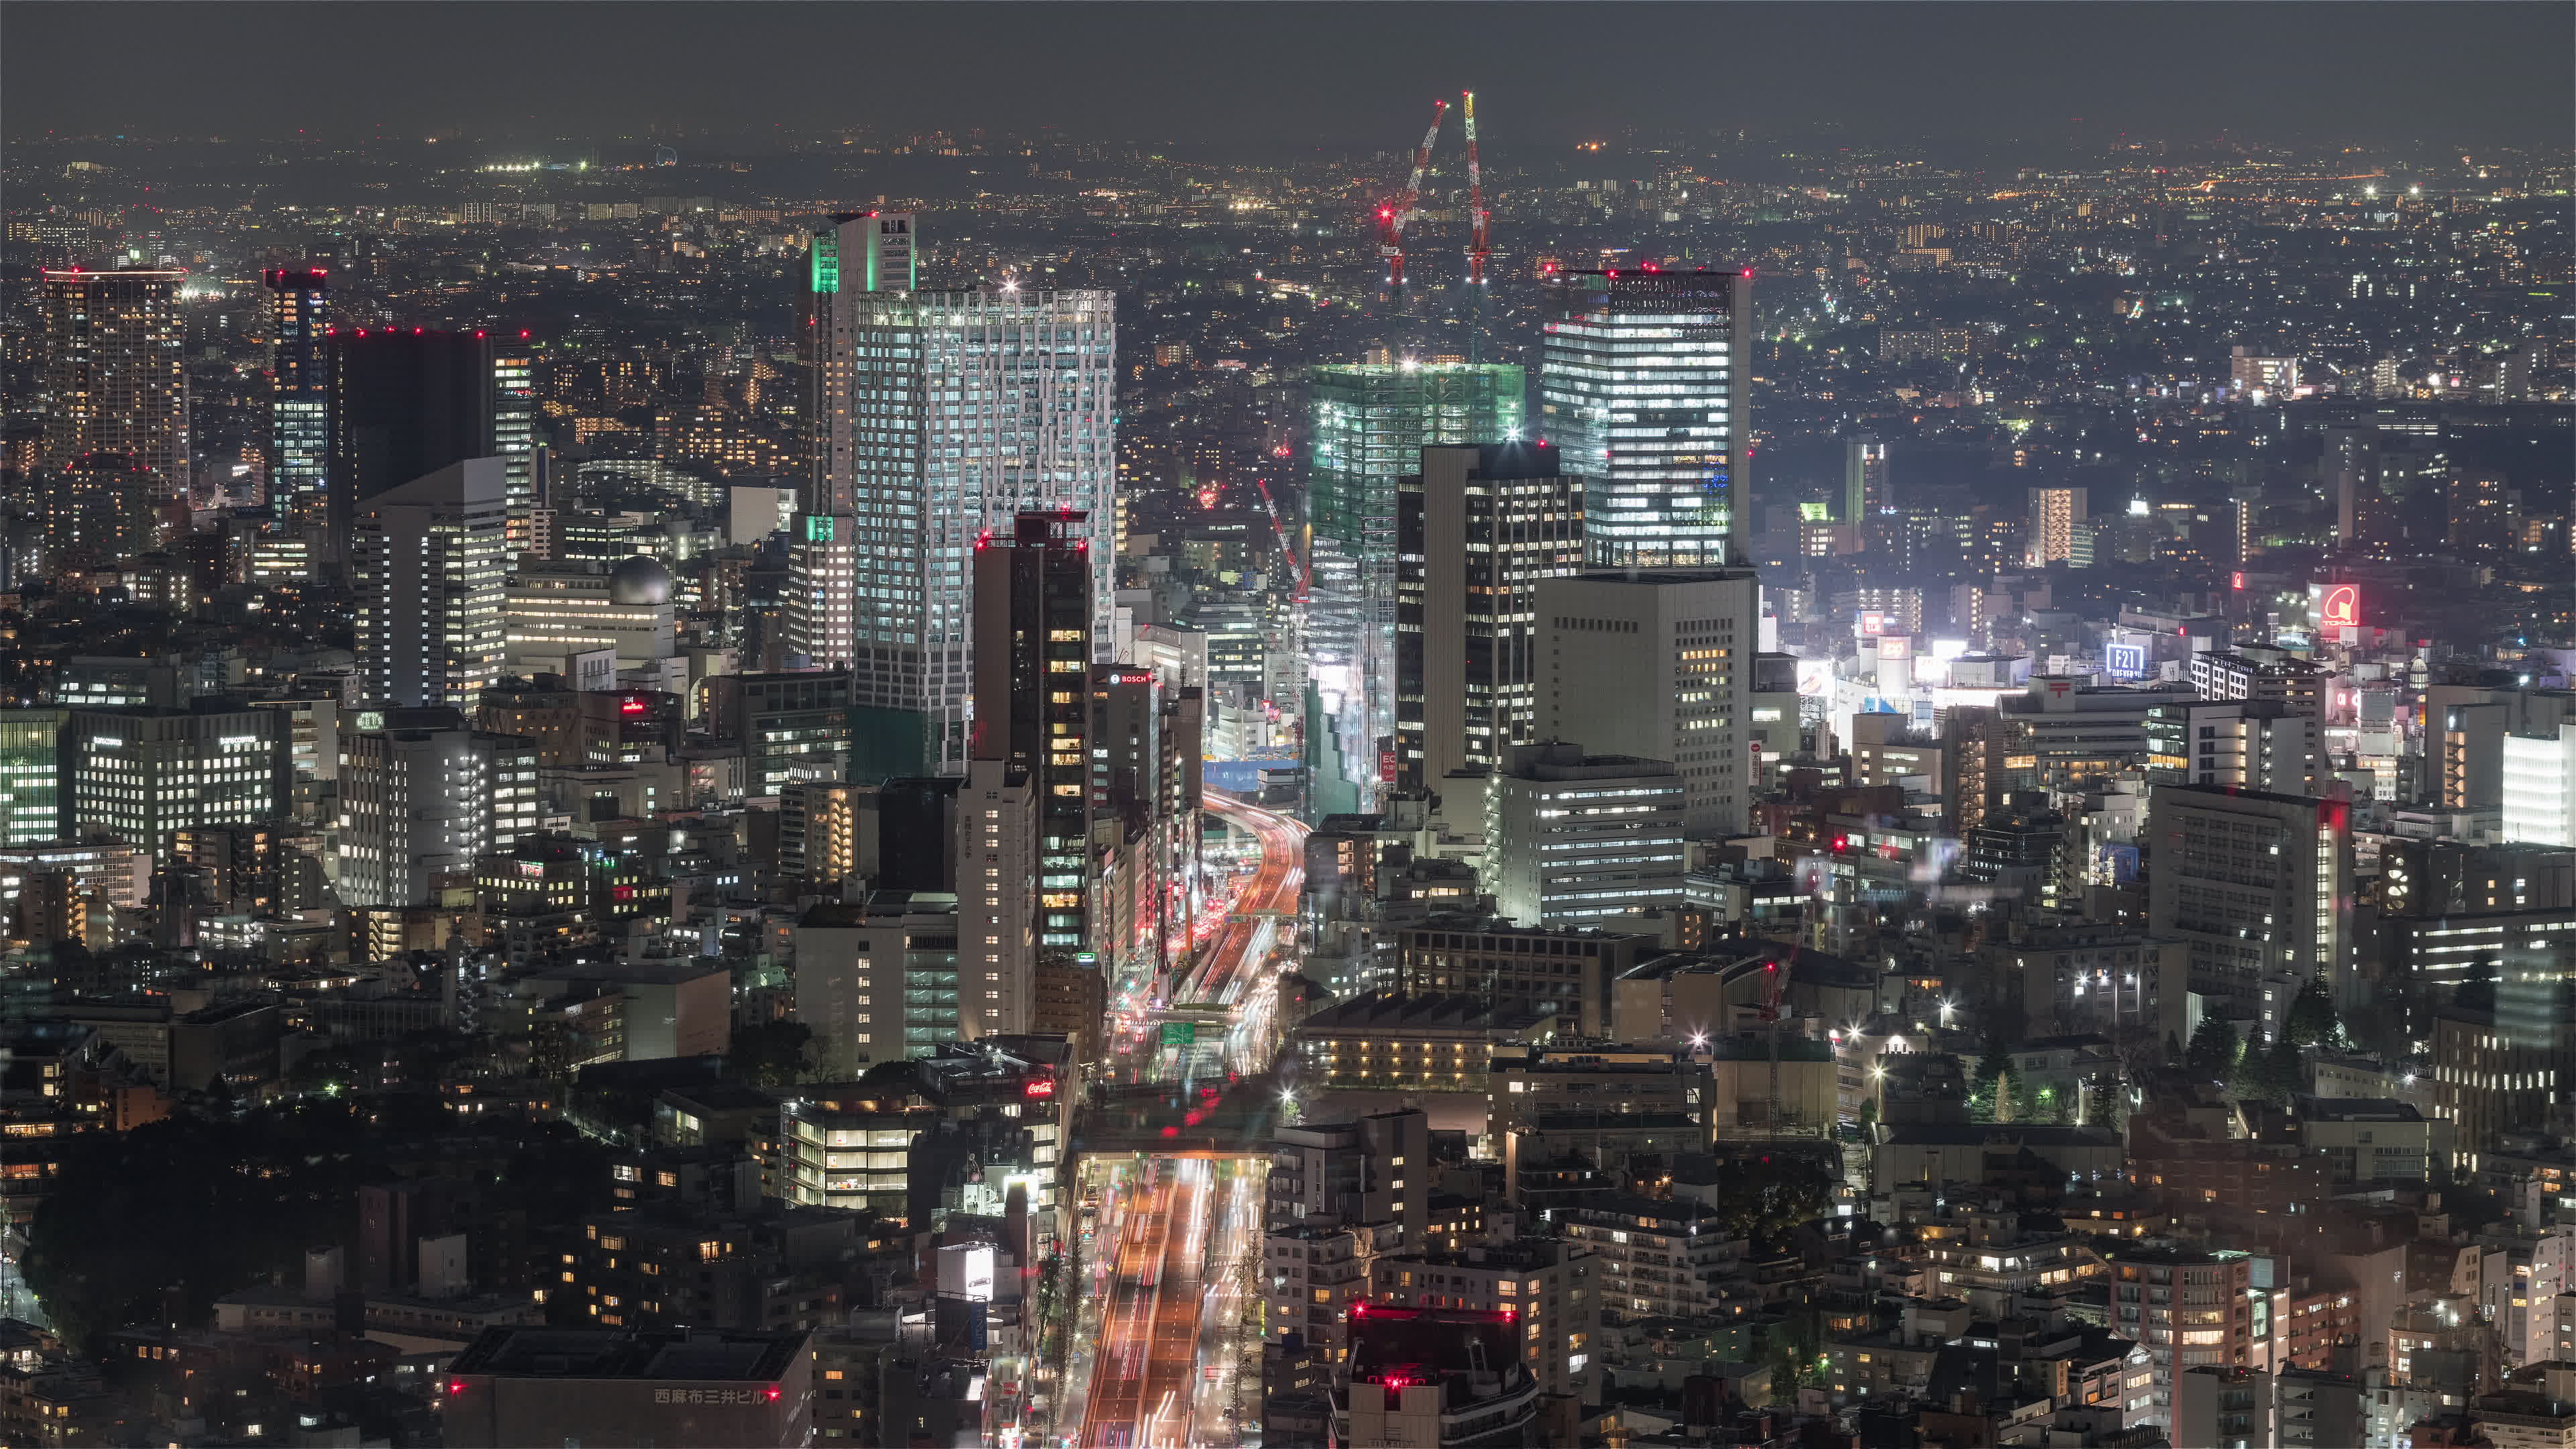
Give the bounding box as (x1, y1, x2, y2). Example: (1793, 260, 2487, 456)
(1377, 98, 1450, 290)
(1462, 90, 1489, 287)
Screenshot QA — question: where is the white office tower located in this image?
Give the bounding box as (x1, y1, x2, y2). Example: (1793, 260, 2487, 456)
(2503, 722, 2576, 846)
(352, 458, 507, 710)
(1536, 569, 1759, 838)
(1542, 268, 1754, 568)
(794, 212, 1115, 776)
(338, 721, 537, 907)
(1485, 741, 1687, 927)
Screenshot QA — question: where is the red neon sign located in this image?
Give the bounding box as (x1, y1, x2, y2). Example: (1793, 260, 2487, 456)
(2319, 584, 2359, 629)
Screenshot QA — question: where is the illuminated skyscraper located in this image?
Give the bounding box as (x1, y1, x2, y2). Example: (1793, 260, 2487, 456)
(39, 266, 189, 498)
(1306, 362, 1523, 797)
(352, 458, 508, 711)
(972, 511, 1094, 956)
(1536, 567, 1760, 838)
(337, 716, 538, 908)
(1843, 434, 1888, 525)
(263, 267, 329, 531)
(796, 213, 1115, 777)
(1393, 442, 1582, 792)
(1541, 268, 1752, 568)
(2027, 486, 2089, 566)
(329, 328, 496, 563)
(492, 344, 537, 549)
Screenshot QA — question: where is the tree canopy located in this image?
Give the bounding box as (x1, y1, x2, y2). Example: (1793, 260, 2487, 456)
(2184, 1016, 2241, 1081)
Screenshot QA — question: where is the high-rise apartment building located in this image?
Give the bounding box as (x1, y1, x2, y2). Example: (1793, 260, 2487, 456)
(328, 327, 495, 561)
(338, 716, 538, 908)
(1536, 568, 1760, 837)
(351, 459, 508, 711)
(784, 513, 860, 675)
(2027, 486, 2089, 566)
(971, 511, 1094, 952)
(263, 267, 329, 531)
(1486, 742, 1687, 926)
(39, 266, 189, 496)
(1843, 433, 1890, 525)
(1267, 1108, 1430, 1243)
(797, 213, 1114, 777)
(2106, 1247, 2255, 1416)
(1542, 268, 1753, 568)
(2146, 784, 2353, 1024)
(41, 453, 159, 564)
(1307, 362, 1525, 792)
(955, 757, 1038, 1042)
(2174, 1366, 2271, 1449)
(1393, 442, 1583, 791)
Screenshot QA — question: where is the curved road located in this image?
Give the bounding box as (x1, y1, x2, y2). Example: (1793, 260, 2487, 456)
(1075, 794, 1305, 1449)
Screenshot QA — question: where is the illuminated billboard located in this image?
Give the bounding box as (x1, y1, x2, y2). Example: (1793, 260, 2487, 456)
(2312, 583, 2360, 630)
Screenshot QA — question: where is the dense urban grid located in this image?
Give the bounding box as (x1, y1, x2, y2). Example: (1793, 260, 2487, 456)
(0, 31, 2573, 1449)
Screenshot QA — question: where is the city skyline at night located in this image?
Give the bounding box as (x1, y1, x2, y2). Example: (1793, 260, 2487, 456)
(0, 5, 2570, 1448)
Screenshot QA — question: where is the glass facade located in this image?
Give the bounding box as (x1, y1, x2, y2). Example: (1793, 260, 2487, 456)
(264, 268, 329, 533)
(800, 213, 1115, 773)
(1540, 270, 1751, 569)
(1306, 363, 1523, 794)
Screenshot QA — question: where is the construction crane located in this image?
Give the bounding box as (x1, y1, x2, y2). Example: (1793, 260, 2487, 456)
(1462, 91, 1490, 288)
(1252, 477, 1310, 600)
(1462, 90, 1491, 363)
(1378, 99, 1450, 292)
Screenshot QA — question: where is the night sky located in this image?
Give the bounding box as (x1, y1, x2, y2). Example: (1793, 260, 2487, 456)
(5, 1, 2570, 149)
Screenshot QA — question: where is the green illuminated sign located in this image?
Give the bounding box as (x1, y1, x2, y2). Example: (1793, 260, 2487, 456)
(812, 233, 839, 294)
(805, 516, 835, 543)
(1159, 1022, 1196, 1048)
